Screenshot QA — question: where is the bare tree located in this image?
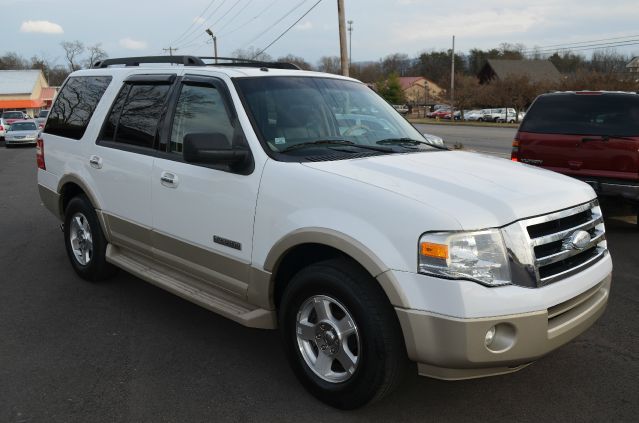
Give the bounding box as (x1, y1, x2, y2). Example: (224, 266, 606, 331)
(85, 43, 108, 68)
(0, 52, 28, 69)
(277, 54, 312, 70)
(61, 40, 85, 71)
(231, 47, 272, 62)
(317, 56, 341, 74)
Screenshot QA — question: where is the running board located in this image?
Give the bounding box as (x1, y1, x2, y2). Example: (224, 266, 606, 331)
(106, 244, 276, 329)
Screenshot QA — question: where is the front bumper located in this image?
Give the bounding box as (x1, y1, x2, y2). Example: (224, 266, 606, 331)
(581, 178, 639, 202)
(5, 138, 36, 145)
(394, 272, 611, 380)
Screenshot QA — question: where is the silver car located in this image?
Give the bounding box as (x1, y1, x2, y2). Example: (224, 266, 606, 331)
(36, 110, 49, 129)
(5, 120, 39, 147)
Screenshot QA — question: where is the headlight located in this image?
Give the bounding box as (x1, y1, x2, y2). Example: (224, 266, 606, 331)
(418, 229, 511, 286)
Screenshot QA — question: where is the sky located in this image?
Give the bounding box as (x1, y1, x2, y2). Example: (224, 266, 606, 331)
(3, 0, 639, 66)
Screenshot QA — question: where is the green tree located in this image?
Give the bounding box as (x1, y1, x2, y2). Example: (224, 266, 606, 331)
(376, 73, 405, 104)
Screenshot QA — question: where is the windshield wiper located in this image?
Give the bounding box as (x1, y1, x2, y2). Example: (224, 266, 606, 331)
(280, 139, 393, 154)
(376, 138, 428, 146)
(280, 139, 355, 153)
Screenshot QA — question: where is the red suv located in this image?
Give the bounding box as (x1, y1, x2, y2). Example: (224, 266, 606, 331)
(513, 91, 639, 218)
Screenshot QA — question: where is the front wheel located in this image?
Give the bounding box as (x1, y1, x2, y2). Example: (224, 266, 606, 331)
(279, 258, 407, 409)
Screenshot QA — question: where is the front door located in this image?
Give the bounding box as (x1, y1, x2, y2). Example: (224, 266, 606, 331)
(151, 75, 260, 298)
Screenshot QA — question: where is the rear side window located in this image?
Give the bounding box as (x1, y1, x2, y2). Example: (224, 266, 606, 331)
(45, 76, 112, 140)
(521, 94, 639, 137)
(100, 83, 171, 149)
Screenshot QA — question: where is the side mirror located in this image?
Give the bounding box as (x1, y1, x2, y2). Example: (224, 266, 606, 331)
(183, 133, 250, 165)
(422, 133, 445, 148)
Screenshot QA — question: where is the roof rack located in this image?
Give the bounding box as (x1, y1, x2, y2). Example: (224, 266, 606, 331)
(93, 55, 301, 70)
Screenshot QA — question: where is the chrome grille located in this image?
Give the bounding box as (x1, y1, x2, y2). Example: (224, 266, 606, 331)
(502, 200, 608, 288)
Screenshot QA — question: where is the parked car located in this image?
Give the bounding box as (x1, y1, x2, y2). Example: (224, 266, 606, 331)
(4, 119, 39, 147)
(392, 104, 409, 115)
(464, 109, 490, 121)
(0, 118, 8, 139)
(36, 109, 49, 129)
(430, 108, 451, 119)
(1, 110, 27, 125)
(513, 91, 638, 222)
(38, 57, 611, 409)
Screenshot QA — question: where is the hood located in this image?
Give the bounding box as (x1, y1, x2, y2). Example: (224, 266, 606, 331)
(303, 150, 596, 229)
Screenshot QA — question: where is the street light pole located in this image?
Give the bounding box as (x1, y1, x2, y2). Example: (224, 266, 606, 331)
(205, 28, 218, 64)
(450, 35, 455, 116)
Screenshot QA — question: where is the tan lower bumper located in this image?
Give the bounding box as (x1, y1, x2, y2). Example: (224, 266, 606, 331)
(396, 275, 611, 380)
(38, 184, 62, 220)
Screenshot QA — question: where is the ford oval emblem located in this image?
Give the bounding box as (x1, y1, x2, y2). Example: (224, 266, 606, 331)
(563, 230, 591, 251)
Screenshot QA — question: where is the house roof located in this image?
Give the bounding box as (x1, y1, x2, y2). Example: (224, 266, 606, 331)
(482, 59, 561, 83)
(0, 70, 44, 95)
(41, 86, 58, 100)
(399, 77, 425, 90)
(626, 57, 639, 68)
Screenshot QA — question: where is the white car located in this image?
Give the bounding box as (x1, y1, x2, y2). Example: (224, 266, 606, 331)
(0, 118, 8, 138)
(4, 119, 39, 147)
(464, 109, 489, 121)
(37, 56, 611, 409)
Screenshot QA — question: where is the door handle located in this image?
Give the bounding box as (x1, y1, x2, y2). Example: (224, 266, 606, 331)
(89, 155, 102, 169)
(160, 171, 179, 188)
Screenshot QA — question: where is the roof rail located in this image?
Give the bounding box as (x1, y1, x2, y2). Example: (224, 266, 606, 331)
(93, 56, 205, 68)
(198, 56, 301, 70)
(92, 55, 301, 70)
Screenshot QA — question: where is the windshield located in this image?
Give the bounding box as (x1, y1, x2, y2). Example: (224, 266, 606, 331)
(3, 112, 23, 119)
(11, 122, 37, 131)
(235, 76, 434, 159)
(38, 110, 49, 118)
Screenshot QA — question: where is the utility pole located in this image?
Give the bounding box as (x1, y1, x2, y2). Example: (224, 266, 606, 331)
(337, 0, 349, 76)
(450, 35, 455, 116)
(347, 20, 353, 71)
(205, 28, 218, 64)
(163, 47, 178, 56)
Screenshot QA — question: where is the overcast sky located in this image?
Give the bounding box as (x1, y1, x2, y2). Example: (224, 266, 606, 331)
(4, 0, 638, 66)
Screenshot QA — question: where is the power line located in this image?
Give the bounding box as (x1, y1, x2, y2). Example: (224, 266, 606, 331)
(211, 0, 245, 28)
(174, 0, 230, 49)
(529, 40, 639, 55)
(253, 0, 324, 59)
(170, 0, 219, 47)
(218, 0, 279, 37)
(216, 0, 256, 33)
(240, 0, 309, 50)
(522, 34, 639, 53)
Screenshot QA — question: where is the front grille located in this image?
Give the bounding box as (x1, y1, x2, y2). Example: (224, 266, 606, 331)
(525, 200, 607, 286)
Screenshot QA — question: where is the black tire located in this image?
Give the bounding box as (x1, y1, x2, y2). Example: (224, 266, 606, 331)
(279, 258, 407, 409)
(478, 118, 484, 122)
(63, 194, 117, 281)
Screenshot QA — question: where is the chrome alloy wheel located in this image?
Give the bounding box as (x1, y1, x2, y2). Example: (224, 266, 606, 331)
(69, 212, 93, 265)
(296, 295, 360, 383)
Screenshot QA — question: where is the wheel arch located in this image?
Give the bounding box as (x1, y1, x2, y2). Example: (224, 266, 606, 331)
(261, 228, 409, 310)
(57, 174, 109, 236)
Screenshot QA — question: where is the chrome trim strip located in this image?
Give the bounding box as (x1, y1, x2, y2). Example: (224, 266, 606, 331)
(529, 215, 603, 246)
(535, 231, 605, 267)
(539, 248, 607, 285)
(523, 199, 598, 227)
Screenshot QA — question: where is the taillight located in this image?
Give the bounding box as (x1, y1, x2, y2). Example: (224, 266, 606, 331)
(36, 136, 46, 170)
(511, 138, 520, 162)
(0, 125, 4, 131)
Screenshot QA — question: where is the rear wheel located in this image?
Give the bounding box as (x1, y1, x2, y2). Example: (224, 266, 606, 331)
(279, 258, 406, 409)
(64, 195, 117, 281)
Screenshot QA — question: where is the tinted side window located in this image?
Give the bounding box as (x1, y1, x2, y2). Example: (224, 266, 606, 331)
(521, 94, 639, 137)
(100, 85, 130, 142)
(45, 76, 112, 140)
(170, 84, 234, 153)
(114, 84, 171, 148)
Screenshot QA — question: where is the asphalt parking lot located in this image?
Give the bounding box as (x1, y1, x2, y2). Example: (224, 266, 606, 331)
(1, 141, 638, 422)
(414, 122, 516, 157)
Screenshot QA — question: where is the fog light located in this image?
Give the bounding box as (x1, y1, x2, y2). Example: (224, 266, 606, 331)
(485, 326, 496, 346)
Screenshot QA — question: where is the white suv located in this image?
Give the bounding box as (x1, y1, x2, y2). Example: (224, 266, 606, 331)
(37, 56, 612, 409)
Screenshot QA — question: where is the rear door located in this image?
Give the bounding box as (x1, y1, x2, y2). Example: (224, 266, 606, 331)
(92, 73, 177, 256)
(518, 93, 639, 182)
